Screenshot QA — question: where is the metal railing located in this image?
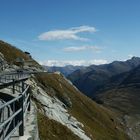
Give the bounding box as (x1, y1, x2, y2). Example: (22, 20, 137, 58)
(0, 72, 29, 91)
(0, 72, 31, 140)
(0, 72, 29, 84)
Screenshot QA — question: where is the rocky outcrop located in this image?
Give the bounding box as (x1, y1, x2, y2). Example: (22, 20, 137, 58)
(28, 77, 91, 140)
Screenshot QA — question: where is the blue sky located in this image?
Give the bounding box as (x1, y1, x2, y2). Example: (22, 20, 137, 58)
(0, 0, 140, 66)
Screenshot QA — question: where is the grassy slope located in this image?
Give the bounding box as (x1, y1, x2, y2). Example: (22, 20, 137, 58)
(0, 40, 29, 63)
(35, 72, 130, 140)
(98, 87, 140, 115)
(97, 65, 140, 115)
(0, 40, 41, 67)
(38, 112, 81, 140)
(96, 66, 140, 139)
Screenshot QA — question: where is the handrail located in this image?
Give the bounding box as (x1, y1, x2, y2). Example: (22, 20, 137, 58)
(0, 95, 22, 110)
(0, 108, 22, 129)
(0, 71, 31, 139)
(0, 85, 29, 110)
(21, 85, 30, 96)
(4, 121, 22, 140)
(0, 73, 29, 81)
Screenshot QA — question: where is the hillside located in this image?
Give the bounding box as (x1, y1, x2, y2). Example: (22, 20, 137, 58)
(0, 40, 130, 140)
(0, 40, 31, 64)
(95, 65, 140, 139)
(33, 72, 130, 140)
(0, 40, 41, 69)
(68, 57, 140, 98)
(96, 65, 140, 114)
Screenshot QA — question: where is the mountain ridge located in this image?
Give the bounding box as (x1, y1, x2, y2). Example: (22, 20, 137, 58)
(68, 57, 140, 97)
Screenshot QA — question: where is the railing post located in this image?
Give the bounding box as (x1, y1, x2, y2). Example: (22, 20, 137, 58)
(12, 102, 16, 129)
(19, 95, 24, 136)
(22, 81, 24, 92)
(12, 79, 15, 94)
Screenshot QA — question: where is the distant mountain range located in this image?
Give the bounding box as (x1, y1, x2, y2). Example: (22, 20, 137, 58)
(43, 65, 84, 76)
(67, 57, 140, 98)
(67, 57, 140, 139)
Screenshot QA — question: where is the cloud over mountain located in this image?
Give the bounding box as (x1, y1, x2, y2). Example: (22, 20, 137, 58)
(39, 59, 107, 66)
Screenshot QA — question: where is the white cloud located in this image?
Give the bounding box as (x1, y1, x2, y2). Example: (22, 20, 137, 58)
(63, 45, 101, 52)
(38, 25, 96, 41)
(39, 59, 108, 67)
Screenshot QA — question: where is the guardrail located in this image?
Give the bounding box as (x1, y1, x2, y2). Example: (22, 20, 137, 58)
(0, 72, 29, 83)
(0, 72, 31, 139)
(0, 73, 29, 91)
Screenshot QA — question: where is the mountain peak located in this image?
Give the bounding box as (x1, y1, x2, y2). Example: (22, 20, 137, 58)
(131, 56, 140, 60)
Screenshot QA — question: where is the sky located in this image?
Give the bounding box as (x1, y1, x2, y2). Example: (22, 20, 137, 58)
(0, 0, 140, 66)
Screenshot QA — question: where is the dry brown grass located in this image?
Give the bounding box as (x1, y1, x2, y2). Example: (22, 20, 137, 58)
(0, 40, 29, 63)
(37, 112, 81, 140)
(0, 40, 41, 68)
(35, 72, 130, 140)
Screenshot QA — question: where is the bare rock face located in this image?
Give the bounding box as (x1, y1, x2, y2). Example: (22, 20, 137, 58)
(62, 95, 72, 108)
